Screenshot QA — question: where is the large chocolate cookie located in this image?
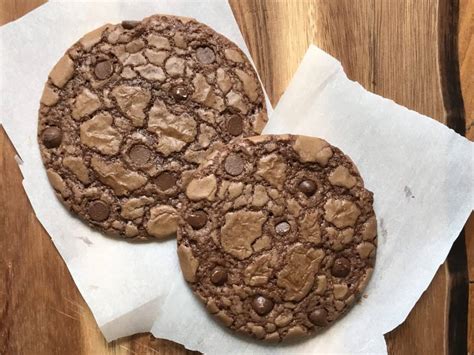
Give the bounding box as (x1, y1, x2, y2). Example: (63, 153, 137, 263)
(177, 135, 376, 342)
(38, 15, 267, 240)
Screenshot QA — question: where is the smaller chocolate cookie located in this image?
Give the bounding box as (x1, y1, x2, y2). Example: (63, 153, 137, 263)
(177, 135, 377, 342)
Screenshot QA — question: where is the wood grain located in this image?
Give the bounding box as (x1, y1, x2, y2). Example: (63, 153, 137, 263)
(459, 0, 474, 353)
(231, 2, 468, 353)
(0, 0, 42, 23)
(459, 0, 474, 141)
(0, 0, 471, 354)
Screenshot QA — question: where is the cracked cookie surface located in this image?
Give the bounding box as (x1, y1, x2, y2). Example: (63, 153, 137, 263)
(38, 15, 267, 240)
(177, 135, 376, 342)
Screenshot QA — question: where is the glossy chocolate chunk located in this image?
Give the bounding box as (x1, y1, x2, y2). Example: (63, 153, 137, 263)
(309, 308, 328, 326)
(128, 144, 152, 166)
(224, 154, 244, 176)
(41, 127, 62, 148)
(94, 60, 114, 80)
(186, 210, 208, 229)
(275, 221, 291, 235)
(227, 116, 243, 136)
(299, 179, 316, 196)
(252, 295, 274, 316)
(171, 85, 189, 101)
(155, 172, 177, 191)
(210, 267, 227, 285)
(87, 200, 110, 222)
(332, 257, 351, 278)
(121, 20, 140, 29)
(196, 46, 215, 64)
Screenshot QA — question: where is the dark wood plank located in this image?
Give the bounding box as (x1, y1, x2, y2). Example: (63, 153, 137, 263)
(470, 284, 474, 354)
(459, 0, 473, 352)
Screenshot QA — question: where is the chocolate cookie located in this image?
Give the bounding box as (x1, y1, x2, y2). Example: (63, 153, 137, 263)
(37, 15, 267, 239)
(177, 135, 376, 342)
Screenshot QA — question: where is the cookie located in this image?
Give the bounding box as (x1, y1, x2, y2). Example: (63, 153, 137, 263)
(37, 15, 267, 240)
(177, 135, 376, 342)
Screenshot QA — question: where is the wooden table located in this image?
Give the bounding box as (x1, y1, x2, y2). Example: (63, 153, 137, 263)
(1, 0, 473, 354)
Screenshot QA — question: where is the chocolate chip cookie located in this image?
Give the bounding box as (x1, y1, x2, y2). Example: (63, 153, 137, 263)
(177, 135, 376, 342)
(38, 15, 267, 240)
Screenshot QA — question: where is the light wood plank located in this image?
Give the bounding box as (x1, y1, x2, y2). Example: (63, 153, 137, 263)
(469, 284, 474, 354)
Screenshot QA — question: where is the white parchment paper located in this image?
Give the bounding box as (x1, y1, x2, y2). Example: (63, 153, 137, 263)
(1, 1, 473, 353)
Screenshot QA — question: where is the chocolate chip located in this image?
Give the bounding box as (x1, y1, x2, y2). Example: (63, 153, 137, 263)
(94, 60, 114, 80)
(171, 85, 189, 101)
(227, 116, 243, 136)
(87, 200, 110, 222)
(155, 171, 177, 191)
(299, 179, 316, 196)
(332, 257, 351, 277)
(224, 154, 244, 176)
(210, 267, 227, 285)
(121, 20, 139, 29)
(252, 295, 273, 316)
(196, 46, 215, 64)
(128, 144, 152, 166)
(186, 210, 208, 229)
(275, 221, 291, 235)
(309, 308, 328, 326)
(41, 127, 62, 148)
